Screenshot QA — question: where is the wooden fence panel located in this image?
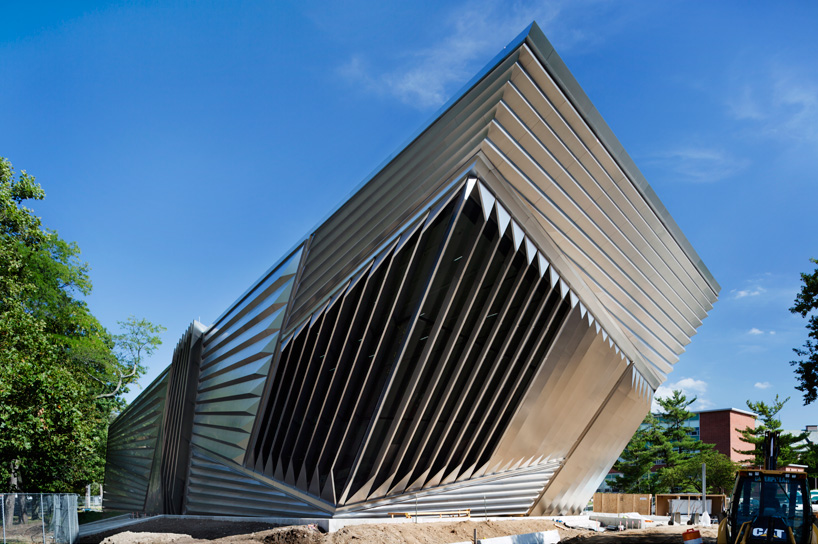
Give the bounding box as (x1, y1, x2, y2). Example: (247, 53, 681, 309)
(593, 493, 652, 515)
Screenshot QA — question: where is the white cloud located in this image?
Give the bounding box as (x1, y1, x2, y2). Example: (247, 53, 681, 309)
(674, 377, 709, 394)
(726, 61, 818, 146)
(337, 0, 633, 109)
(754, 381, 772, 390)
(646, 147, 748, 183)
(652, 377, 710, 412)
(748, 328, 764, 335)
(732, 286, 766, 299)
(729, 85, 765, 121)
(695, 398, 716, 410)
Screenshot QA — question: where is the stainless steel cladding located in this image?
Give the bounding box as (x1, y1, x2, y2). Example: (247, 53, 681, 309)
(104, 21, 718, 517)
(103, 368, 169, 511)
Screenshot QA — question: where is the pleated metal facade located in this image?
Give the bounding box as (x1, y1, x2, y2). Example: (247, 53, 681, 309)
(105, 21, 719, 517)
(104, 369, 169, 512)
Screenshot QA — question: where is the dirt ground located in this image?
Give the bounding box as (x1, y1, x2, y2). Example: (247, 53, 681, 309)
(560, 524, 717, 543)
(81, 517, 720, 544)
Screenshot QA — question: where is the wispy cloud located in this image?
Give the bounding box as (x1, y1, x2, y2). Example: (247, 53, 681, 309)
(748, 328, 764, 335)
(730, 273, 800, 306)
(754, 381, 772, 390)
(726, 61, 818, 146)
(337, 0, 633, 109)
(732, 285, 766, 299)
(738, 344, 766, 354)
(646, 147, 748, 183)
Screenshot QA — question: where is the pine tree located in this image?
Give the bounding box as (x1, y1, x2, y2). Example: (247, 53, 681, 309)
(613, 413, 664, 493)
(653, 391, 714, 491)
(611, 390, 733, 494)
(735, 395, 807, 467)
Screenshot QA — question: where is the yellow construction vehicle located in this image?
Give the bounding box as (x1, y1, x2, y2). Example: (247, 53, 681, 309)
(718, 431, 818, 544)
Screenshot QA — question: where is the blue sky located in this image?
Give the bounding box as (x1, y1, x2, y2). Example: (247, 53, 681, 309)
(2, 1, 817, 431)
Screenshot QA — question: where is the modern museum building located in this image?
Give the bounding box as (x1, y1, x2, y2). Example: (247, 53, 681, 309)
(104, 22, 719, 518)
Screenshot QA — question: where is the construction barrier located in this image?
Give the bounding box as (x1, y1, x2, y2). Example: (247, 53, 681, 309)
(655, 493, 726, 516)
(592, 493, 652, 515)
(1, 493, 78, 544)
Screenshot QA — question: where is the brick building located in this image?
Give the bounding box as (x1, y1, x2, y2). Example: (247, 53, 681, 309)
(698, 408, 757, 463)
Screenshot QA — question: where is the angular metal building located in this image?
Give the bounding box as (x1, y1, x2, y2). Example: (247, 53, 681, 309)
(104, 22, 719, 517)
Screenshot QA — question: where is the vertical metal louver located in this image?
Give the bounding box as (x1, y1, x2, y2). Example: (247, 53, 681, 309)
(103, 369, 170, 511)
(247, 180, 574, 507)
(158, 322, 205, 514)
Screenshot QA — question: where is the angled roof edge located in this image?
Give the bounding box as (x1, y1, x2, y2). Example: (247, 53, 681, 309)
(298, 24, 534, 245)
(208, 27, 534, 329)
(306, 20, 718, 294)
(211, 21, 718, 329)
(521, 22, 720, 295)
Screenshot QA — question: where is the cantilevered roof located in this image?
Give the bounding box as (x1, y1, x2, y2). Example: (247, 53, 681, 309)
(215, 21, 718, 389)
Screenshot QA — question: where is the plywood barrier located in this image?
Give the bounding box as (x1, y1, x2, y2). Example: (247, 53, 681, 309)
(592, 493, 652, 515)
(655, 494, 726, 516)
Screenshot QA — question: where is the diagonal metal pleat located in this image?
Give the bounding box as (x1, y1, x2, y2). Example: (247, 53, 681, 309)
(256, 327, 303, 476)
(474, 294, 573, 475)
(269, 316, 325, 481)
(306, 261, 397, 495)
(319, 225, 428, 502)
(379, 204, 491, 496)
(313, 247, 407, 496)
(287, 274, 355, 485)
(421, 232, 520, 488)
(399, 217, 506, 491)
(449, 270, 547, 481)
(438, 249, 532, 484)
(340, 191, 469, 504)
(277, 279, 353, 483)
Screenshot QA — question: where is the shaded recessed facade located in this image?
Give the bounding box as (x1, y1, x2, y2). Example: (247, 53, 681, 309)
(104, 22, 719, 517)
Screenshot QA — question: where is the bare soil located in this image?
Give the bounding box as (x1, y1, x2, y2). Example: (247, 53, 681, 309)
(560, 524, 718, 543)
(80, 519, 281, 544)
(82, 517, 719, 544)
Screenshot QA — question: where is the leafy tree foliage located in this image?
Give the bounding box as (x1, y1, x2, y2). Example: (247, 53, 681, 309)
(668, 448, 739, 495)
(94, 316, 165, 400)
(0, 158, 163, 492)
(613, 390, 737, 494)
(735, 395, 807, 468)
(790, 258, 818, 405)
(799, 441, 818, 489)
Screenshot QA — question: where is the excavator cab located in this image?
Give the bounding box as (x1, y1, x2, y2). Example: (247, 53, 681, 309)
(718, 432, 818, 544)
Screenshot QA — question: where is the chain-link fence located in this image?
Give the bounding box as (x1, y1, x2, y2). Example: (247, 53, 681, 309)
(1, 494, 78, 544)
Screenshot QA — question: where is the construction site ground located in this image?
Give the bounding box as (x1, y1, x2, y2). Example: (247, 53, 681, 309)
(79, 517, 718, 544)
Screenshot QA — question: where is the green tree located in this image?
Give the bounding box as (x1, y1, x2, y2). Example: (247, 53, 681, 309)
(613, 413, 665, 493)
(798, 441, 818, 490)
(735, 395, 807, 468)
(612, 390, 736, 494)
(668, 449, 738, 495)
(0, 157, 163, 491)
(94, 316, 166, 401)
(790, 258, 818, 405)
(653, 391, 715, 492)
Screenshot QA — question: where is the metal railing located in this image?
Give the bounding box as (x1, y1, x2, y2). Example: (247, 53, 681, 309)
(1, 494, 78, 544)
